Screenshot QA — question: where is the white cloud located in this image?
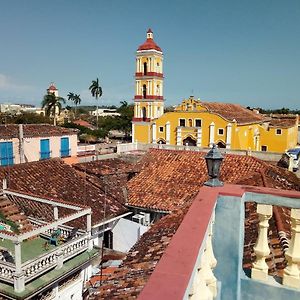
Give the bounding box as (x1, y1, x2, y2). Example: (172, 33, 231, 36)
(0, 74, 33, 92)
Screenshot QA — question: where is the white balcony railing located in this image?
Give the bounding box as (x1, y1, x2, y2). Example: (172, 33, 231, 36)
(21, 234, 89, 283)
(0, 261, 15, 283)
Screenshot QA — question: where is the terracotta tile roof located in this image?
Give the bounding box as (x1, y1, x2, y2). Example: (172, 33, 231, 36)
(73, 159, 139, 204)
(137, 30, 162, 52)
(73, 120, 96, 130)
(0, 195, 34, 233)
(127, 149, 300, 212)
(202, 102, 268, 124)
(95, 205, 190, 299)
(74, 158, 138, 176)
(268, 115, 298, 127)
(0, 159, 127, 226)
(0, 124, 78, 139)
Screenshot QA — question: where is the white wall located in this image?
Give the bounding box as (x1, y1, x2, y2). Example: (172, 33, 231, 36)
(57, 276, 83, 300)
(112, 218, 148, 252)
(0, 134, 77, 165)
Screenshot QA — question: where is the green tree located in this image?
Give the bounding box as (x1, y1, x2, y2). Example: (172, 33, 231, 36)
(116, 101, 134, 139)
(89, 78, 103, 128)
(41, 93, 66, 126)
(67, 92, 81, 116)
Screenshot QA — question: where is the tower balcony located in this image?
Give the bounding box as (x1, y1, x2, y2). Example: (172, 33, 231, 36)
(135, 72, 164, 78)
(138, 185, 300, 300)
(134, 95, 164, 101)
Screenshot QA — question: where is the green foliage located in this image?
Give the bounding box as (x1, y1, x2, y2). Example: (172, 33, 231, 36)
(0, 112, 51, 124)
(0, 211, 20, 234)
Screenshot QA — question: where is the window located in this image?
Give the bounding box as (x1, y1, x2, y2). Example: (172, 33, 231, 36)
(143, 84, 147, 98)
(179, 119, 186, 127)
(261, 145, 267, 152)
(159, 126, 164, 132)
(188, 119, 193, 127)
(40, 139, 50, 160)
(143, 62, 147, 75)
(276, 129, 282, 135)
(218, 128, 224, 135)
(60, 137, 70, 157)
(195, 119, 202, 127)
(0, 142, 13, 166)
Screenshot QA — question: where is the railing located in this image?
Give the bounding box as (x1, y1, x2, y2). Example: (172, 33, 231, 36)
(188, 212, 218, 299)
(0, 261, 15, 283)
(21, 233, 88, 282)
(251, 204, 300, 289)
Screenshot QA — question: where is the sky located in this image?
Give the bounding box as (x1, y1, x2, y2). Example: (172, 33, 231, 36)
(0, 0, 299, 109)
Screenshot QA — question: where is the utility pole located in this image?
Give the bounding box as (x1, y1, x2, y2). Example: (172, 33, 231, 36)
(19, 124, 25, 163)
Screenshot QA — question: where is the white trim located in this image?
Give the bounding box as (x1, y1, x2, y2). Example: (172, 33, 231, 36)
(92, 212, 132, 229)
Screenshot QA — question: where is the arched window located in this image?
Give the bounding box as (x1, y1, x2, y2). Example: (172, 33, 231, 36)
(183, 136, 197, 146)
(143, 84, 147, 98)
(142, 107, 147, 121)
(144, 62, 147, 75)
(156, 84, 160, 96)
(217, 141, 226, 148)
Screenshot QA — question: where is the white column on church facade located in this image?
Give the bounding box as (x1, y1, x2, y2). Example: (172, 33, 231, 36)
(152, 123, 156, 143)
(132, 124, 135, 143)
(209, 122, 215, 147)
(176, 127, 182, 145)
(166, 122, 171, 145)
(226, 123, 232, 149)
(197, 128, 202, 147)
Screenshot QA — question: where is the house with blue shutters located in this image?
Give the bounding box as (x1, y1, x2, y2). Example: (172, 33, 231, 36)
(0, 124, 78, 165)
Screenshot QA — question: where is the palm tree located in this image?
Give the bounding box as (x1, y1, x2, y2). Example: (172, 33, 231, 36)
(41, 93, 66, 126)
(89, 78, 103, 128)
(67, 92, 81, 117)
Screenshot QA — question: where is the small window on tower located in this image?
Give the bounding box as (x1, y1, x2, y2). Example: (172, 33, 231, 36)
(159, 126, 164, 132)
(144, 62, 147, 75)
(179, 119, 186, 127)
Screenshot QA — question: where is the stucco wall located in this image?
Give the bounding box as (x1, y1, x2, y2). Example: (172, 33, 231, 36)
(240, 276, 300, 300)
(213, 195, 245, 300)
(0, 134, 77, 164)
(112, 218, 148, 252)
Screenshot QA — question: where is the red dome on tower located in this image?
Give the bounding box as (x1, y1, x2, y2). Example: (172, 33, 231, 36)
(48, 83, 57, 91)
(137, 29, 162, 52)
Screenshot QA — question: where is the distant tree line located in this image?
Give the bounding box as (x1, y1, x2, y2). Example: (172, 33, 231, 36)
(247, 106, 300, 114)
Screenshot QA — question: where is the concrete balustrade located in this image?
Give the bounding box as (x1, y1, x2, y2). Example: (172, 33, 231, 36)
(252, 204, 273, 281)
(189, 215, 218, 300)
(283, 209, 300, 288)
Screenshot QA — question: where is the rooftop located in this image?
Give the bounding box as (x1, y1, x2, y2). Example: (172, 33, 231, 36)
(127, 149, 300, 211)
(0, 124, 78, 139)
(97, 185, 300, 300)
(0, 159, 127, 225)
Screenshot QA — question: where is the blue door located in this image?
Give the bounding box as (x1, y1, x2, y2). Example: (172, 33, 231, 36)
(0, 142, 14, 166)
(60, 137, 70, 157)
(40, 139, 50, 160)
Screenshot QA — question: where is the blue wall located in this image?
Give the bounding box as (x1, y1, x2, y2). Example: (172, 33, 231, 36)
(213, 193, 300, 300)
(241, 277, 300, 300)
(213, 195, 245, 300)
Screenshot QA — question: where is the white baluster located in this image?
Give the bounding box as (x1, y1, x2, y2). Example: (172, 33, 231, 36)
(283, 209, 300, 288)
(252, 204, 272, 281)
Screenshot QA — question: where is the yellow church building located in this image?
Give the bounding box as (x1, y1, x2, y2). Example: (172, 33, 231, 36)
(132, 30, 298, 153)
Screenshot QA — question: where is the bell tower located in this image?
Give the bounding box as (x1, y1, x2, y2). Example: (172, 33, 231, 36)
(132, 29, 164, 143)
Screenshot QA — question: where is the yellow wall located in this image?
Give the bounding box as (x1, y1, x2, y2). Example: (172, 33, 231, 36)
(260, 126, 298, 152)
(134, 108, 298, 152)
